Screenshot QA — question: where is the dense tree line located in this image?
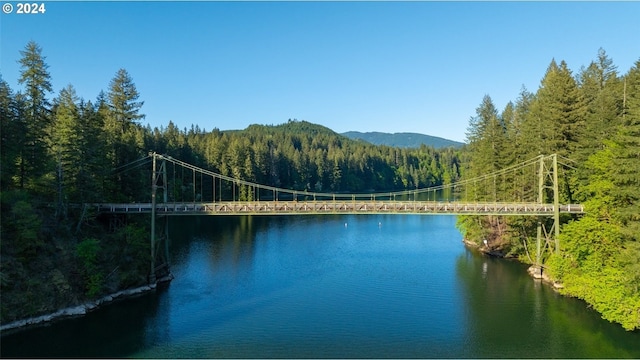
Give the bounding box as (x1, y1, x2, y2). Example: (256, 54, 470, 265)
(142, 120, 461, 200)
(1, 42, 151, 323)
(458, 49, 640, 330)
(0, 41, 460, 323)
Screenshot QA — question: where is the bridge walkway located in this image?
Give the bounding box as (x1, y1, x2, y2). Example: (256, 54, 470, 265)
(96, 200, 584, 216)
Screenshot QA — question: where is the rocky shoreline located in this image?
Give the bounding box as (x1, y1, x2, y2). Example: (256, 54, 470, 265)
(526, 264, 564, 290)
(462, 238, 564, 290)
(0, 275, 173, 335)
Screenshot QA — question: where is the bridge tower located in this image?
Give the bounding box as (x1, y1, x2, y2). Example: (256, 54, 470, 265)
(150, 152, 170, 283)
(535, 154, 560, 269)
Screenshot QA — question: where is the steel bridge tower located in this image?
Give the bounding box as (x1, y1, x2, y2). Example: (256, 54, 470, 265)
(535, 154, 561, 271)
(150, 152, 170, 283)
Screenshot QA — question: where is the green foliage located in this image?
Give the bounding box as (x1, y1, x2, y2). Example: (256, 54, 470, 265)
(1, 191, 44, 259)
(51, 85, 81, 215)
(608, 60, 640, 238)
(464, 95, 508, 201)
(76, 238, 100, 265)
(523, 59, 586, 159)
(545, 108, 640, 331)
(458, 50, 640, 330)
(10, 201, 40, 247)
(1, 43, 152, 322)
(575, 49, 623, 162)
(549, 217, 640, 331)
(76, 238, 103, 298)
(456, 216, 490, 245)
(547, 217, 622, 279)
(0, 78, 23, 189)
(113, 224, 150, 287)
(104, 68, 147, 201)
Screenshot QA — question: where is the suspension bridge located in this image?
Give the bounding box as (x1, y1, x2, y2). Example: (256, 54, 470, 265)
(96, 152, 584, 282)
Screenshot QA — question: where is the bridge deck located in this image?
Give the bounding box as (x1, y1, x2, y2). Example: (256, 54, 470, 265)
(95, 201, 584, 216)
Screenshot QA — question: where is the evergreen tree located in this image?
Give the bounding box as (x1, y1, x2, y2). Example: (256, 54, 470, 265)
(546, 59, 640, 329)
(524, 59, 586, 204)
(50, 85, 82, 215)
(107, 68, 145, 133)
(0, 78, 22, 189)
(105, 69, 145, 200)
(465, 95, 507, 201)
(76, 99, 108, 202)
(500, 101, 517, 164)
(609, 59, 640, 238)
(17, 41, 53, 192)
(526, 60, 585, 158)
(577, 49, 622, 161)
(512, 87, 534, 162)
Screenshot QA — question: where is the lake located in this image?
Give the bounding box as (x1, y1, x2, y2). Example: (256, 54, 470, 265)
(2, 215, 639, 358)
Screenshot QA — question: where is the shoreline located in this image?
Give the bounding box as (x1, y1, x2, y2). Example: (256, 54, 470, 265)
(0, 274, 173, 335)
(462, 238, 564, 290)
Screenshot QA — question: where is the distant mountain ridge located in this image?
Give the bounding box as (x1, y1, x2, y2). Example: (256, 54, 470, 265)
(341, 131, 464, 149)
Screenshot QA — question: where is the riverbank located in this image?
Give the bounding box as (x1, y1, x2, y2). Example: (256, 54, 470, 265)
(462, 238, 565, 290)
(0, 275, 173, 335)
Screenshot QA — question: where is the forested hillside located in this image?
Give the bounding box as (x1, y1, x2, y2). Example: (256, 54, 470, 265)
(457, 49, 640, 330)
(149, 120, 462, 196)
(341, 131, 464, 149)
(0, 42, 461, 324)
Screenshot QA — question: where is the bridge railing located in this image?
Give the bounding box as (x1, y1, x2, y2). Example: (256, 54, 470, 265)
(95, 201, 584, 216)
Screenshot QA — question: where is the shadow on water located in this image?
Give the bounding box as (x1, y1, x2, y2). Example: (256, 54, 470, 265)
(0, 287, 166, 357)
(455, 249, 640, 358)
(0, 216, 267, 358)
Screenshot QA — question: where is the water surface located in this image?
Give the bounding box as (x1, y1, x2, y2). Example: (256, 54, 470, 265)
(2, 215, 639, 358)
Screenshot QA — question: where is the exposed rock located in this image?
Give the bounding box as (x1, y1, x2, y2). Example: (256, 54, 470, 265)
(528, 265, 545, 279)
(527, 265, 564, 290)
(462, 238, 507, 258)
(462, 238, 479, 248)
(0, 282, 164, 333)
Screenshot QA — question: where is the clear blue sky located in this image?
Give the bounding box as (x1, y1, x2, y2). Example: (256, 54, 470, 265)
(1, 1, 638, 143)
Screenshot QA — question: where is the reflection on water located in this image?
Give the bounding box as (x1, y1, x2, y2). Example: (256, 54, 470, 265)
(2, 215, 639, 358)
(456, 250, 640, 358)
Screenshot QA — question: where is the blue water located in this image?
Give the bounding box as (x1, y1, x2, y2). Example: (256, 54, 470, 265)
(2, 215, 639, 358)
